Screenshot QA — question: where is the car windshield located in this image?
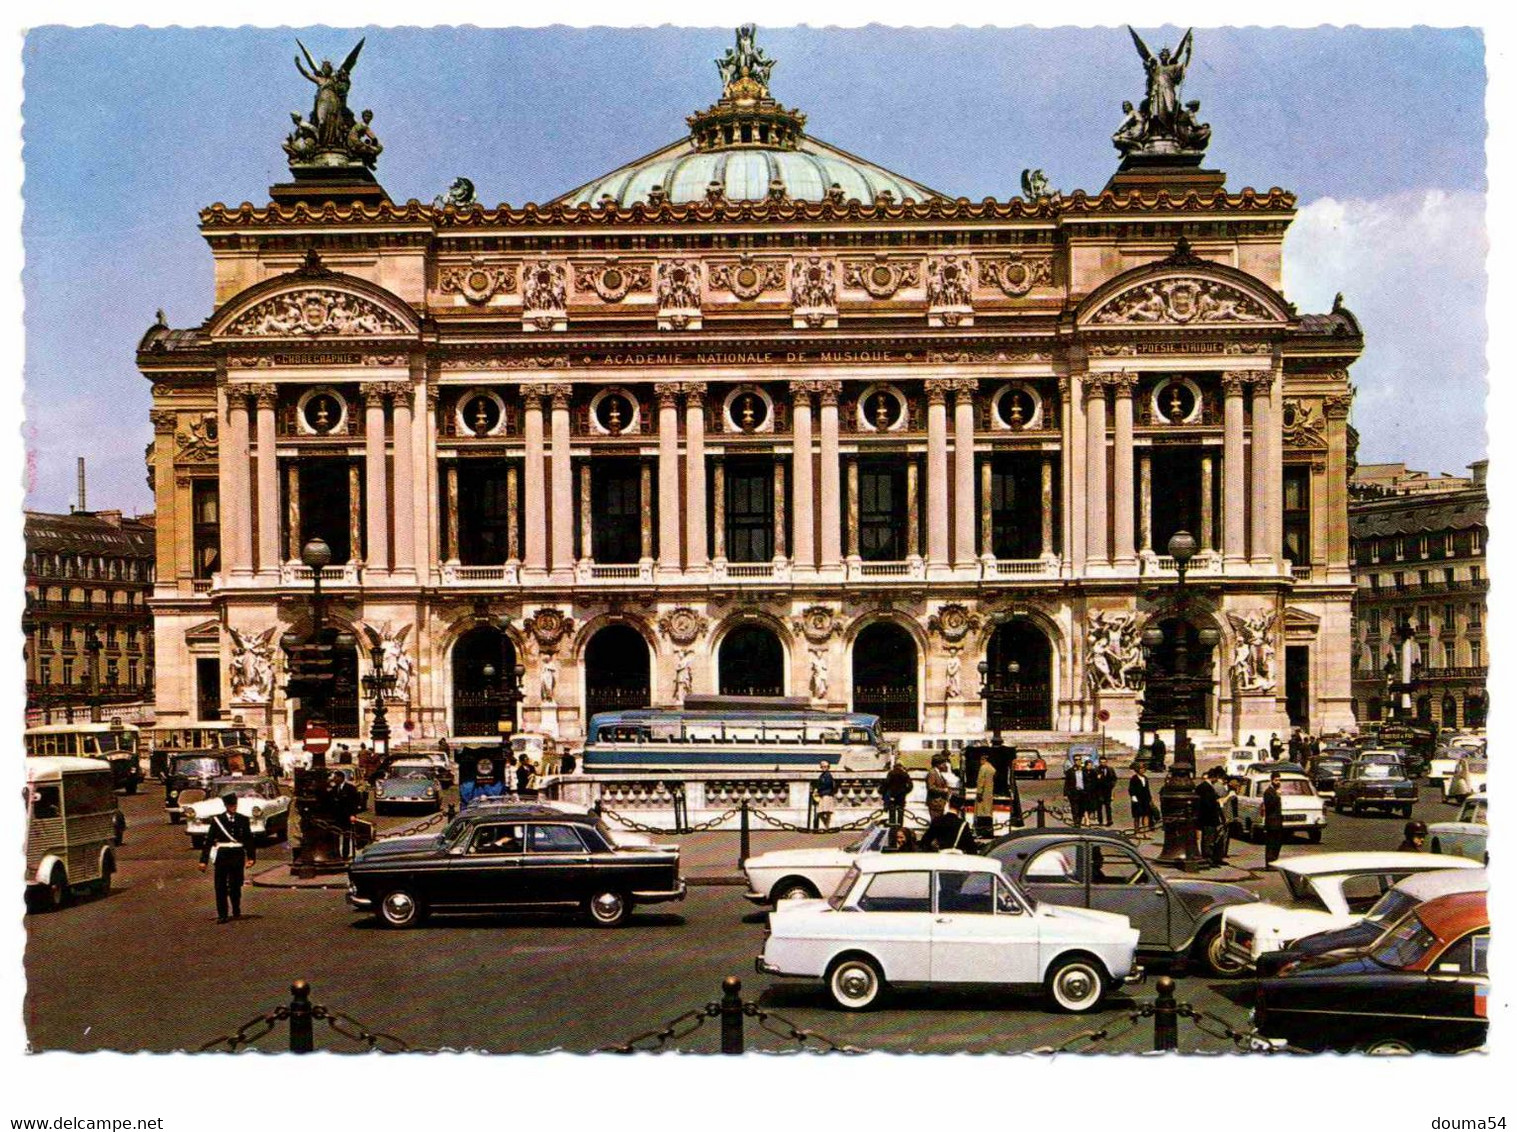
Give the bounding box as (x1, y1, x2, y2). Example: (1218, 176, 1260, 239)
(1364, 888, 1420, 928)
(1355, 764, 1393, 779)
(1273, 779, 1314, 796)
(210, 777, 277, 799)
(1369, 913, 1438, 970)
(1315, 758, 1350, 772)
(828, 864, 861, 910)
(846, 828, 888, 854)
(1458, 798, 1488, 824)
(172, 757, 224, 776)
(1463, 760, 1488, 774)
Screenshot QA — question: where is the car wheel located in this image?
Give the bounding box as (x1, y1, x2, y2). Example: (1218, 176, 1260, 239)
(1401, 805, 1414, 819)
(586, 889, 630, 928)
(772, 879, 819, 903)
(378, 889, 424, 929)
(1307, 828, 1322, 844)
(42, 865, 67, 913)
(1046, 954, 1108, 1013)
(1351, 803, 1363, 817)
(125, 781, 138, 796)
(1334, 799, 1345, 815)
(1364, 1038, 1415, 1055)
(95, 854, 114, 897)
(826, 955, 884, 1011)
(113, 814, 125, 847)
(1194, 923, 1247, 979)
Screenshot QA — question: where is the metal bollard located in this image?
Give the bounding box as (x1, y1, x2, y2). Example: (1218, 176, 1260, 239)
(739, 799, 751, 866)
(446, 803, 456, 821)
(720, 976, 744, 1054)
(1035, 801, 1046, 828)
(1153, 975, 1178, 1051)
(288, 979, 314, 1053)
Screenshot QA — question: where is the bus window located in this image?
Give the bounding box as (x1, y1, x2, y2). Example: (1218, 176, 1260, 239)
(30, 784, 61, 820)
(63, 772, 115, 816)
(84, 736, 102, 756)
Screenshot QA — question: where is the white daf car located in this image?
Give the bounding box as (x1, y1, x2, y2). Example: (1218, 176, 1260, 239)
(181, 775, 291, 848)
(755, 853, 1143, 1013)
(1219, 852, 1480, 970)
(1229, 771, 1326, 844)
(743, 825, 894, 904)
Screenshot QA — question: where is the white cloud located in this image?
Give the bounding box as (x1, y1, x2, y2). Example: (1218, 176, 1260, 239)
(1284, 190, 1487, 474)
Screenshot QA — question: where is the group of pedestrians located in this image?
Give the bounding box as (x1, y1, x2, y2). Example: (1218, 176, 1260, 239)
(1060, 755, 1119, 827)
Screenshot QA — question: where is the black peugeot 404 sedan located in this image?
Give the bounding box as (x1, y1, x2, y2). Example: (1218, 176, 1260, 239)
(347, 803, 684, 928)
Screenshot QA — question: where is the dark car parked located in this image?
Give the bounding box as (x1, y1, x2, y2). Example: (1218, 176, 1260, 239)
(985, 828, 1259, 976)
(1307, 752, 1354, 800)
(163, 752, 235, 823)
(1333, 759, 1418, 817)
(1253, 890, 1489, 1053)
(347, 804, 685, 928)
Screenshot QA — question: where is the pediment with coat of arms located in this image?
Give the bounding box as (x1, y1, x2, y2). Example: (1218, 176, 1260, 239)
(1089, 276, 1276, 326)
(223, 288, 410, 337)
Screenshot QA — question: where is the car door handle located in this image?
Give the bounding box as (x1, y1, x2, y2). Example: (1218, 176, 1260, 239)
(936, 917, 952, 923)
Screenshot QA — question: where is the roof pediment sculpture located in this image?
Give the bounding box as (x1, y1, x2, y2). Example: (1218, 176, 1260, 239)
(522, 260, 568, 332)
(285, 38, 383, 171)
(223, 288, 408, 337)
(433, 177, 476, 210)
(1091, 277, 1272, 326)
(1086, 611, 1145, 692)
(1113, 28, 1210, 160)
(791, 256, 838, 328)
(717, 24, 776, 98)
(1228, 610, 1278, 693)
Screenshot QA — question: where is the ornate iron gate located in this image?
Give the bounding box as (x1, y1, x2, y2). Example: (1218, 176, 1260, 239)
(584, 681, 651, 722)
(987, 683, 1051, 732)
(854, 683, 918, 733)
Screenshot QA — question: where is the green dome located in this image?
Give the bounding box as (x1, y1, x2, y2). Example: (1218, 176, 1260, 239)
(553, 27, 943, 208)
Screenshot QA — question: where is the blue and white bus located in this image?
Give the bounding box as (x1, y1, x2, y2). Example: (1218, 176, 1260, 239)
(582, 695, 891, 773)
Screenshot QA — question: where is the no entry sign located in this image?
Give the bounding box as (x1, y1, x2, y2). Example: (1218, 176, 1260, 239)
(304, 721, 332, 754)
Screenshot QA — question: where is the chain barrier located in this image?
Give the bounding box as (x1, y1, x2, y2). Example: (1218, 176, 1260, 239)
(1031, 1005, 1154, 1054)
(595, 805, 740, 835)
(198, 1006, 290, 1052)
(599, 1005, 717, 1053)
(1174, 1003, 1312, 1054)
(380, 811, 449, 840)
(741, 1002, 867, 1053)
(312, 1005, 415, 1052)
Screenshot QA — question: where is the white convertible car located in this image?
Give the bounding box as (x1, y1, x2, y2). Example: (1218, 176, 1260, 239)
(1219, 852, 1480, 970)
(743, 825, 893, 904)
(182, 775, 291, 848)
(755, 853, 1143, 1013)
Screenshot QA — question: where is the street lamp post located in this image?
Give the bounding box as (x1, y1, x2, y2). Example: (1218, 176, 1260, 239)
(361, 643, 397, 761)
(976, 657, 1025, 827)
(84, 625, 103, 724)
(1148, 531, 1221, 871)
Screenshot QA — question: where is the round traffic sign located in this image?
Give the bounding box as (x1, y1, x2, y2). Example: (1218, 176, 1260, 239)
(1097, 709, 1111, 723)
(304, 721, 332, 754)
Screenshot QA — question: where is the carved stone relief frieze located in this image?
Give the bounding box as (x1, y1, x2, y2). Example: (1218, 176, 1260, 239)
(790, 256, 838, 328)
(977, 254, 1054, 297)
(842, 254, 920, 299)
(794, 604, 844, 645)
(657, 606, 709, 647)
(175, 413, 219, 462)
(224, 289, 407, 337)
(439, 256, 519, 305)
(927, 602, 981, 644)
(709, 255, 786, 301)
(1091, 278, 1271, 325)
(574, 258, 652, 303)
(1281, 398, 1327, 448)
(521, 260, 569, 331)
(656, 259, 703, 330)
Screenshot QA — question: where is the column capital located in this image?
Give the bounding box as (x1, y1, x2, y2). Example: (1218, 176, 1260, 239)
(1247, 371, 1278, 393)
(1107, 371, 1139, 397)
(925, 377, 951, 405)
(654, 381, 683, 407)
(245, 382, 279, 408)
(1057, 375, 1071, 399)
(814, 379, 843, 406)
(950, 376, 979, 399)
(149, 409, 177, 432)
(1221, 371, 1252, 395)
(425, 385, 442, 410)
(788, 380, 816, 402)
(1084, 379, 1108, 405)
(1323, 391, 1354, 419)
(680, 381, 708, 403)
(548, 384, 572, 411)
(359, 381, 397, 406)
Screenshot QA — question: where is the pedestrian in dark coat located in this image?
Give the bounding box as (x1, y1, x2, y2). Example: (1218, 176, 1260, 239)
(1149, 734, 1167, 771)
(1269, 732, 1284, 761)
(1128, 767, 1154, 835)
(881, 761, 912, 827)
(199, 792, 256, 923)
(1195, 769, 1226, 866)
(1063, 759, 1089, 827)
(813, 760, 838, 829)
(1094, 757, 1118, 826)
(920, 796, 976, 853)
(1262, 772, 1285, 867)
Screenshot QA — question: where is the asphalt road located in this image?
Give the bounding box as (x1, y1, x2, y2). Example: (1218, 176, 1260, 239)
(23, 774, 1463, 1054)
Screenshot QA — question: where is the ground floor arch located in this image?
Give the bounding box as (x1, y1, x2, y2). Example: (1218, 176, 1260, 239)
(452, 625, 519, 736)
(852, 621, 918, 732)
(1465, 690, 1487, 729)
(584, 623, 651, 720)
(718, 623, 785, 697)
(985, 619, 1053, 731)
(293, 643, 360, 738)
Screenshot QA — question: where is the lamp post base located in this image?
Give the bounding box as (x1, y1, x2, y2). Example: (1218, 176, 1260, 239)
(1154, 771, 1201, 872)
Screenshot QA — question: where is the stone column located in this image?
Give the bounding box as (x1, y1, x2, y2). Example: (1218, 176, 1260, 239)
(656, 382, 682, 572)
(285, 461, 302, 562)
(1110, 373, 1136, 567)
(549, 385, 574, 575)
(1267, 370, 1285, 570)
(578, 461, 593, 565)
(952, 379, 977, 567)
(521, 385, 548, 574)
(845, 457, 860, 559)
(250, 384, 279, 576)
(347, 463, 363, 564)
(638, 460, 654, 563)
(711, 459, 727, 561)
(817, 380, 843, 568)
(1064, 375, 1086, 573)
(772, 458, 787, 559)
(925, 379, 950, 567)
(224, 387, 253, 578)
(443, 463, 459, 563)
(1138, 453, 1152, 554)
(506, 464, 520, 562)
(683, 383, 708, 569)
(362, 384, 389, 571)
(980, 458, 994, 558)
(1041, 456, 1056, 558)
(1199, 451, 1215, 553)
(1222, 372, 1248, 565)
(390, 382, 416, 574)
(1084, 378, 1108, 565)
(1250, 375, 1274, 567)
(1324, 390, 1353, 580)
(790, 383, 815, 571)
(904, 459, 921, 561)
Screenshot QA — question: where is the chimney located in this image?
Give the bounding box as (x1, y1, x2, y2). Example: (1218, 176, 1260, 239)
(1469, 459, 1487, 487)
(77, 457, 87, 513)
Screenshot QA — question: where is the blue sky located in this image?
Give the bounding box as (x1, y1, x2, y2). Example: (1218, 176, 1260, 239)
(21, 25, 1488, 513)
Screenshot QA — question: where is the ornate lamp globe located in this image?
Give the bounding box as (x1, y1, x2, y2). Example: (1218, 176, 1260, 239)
(1167, 530, 1198, 565)
(301, 538, 333, 571)
(1142, 627, 1165, 650)
(482, 663, 496, 681)
(1197, 627, 1221, 649)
